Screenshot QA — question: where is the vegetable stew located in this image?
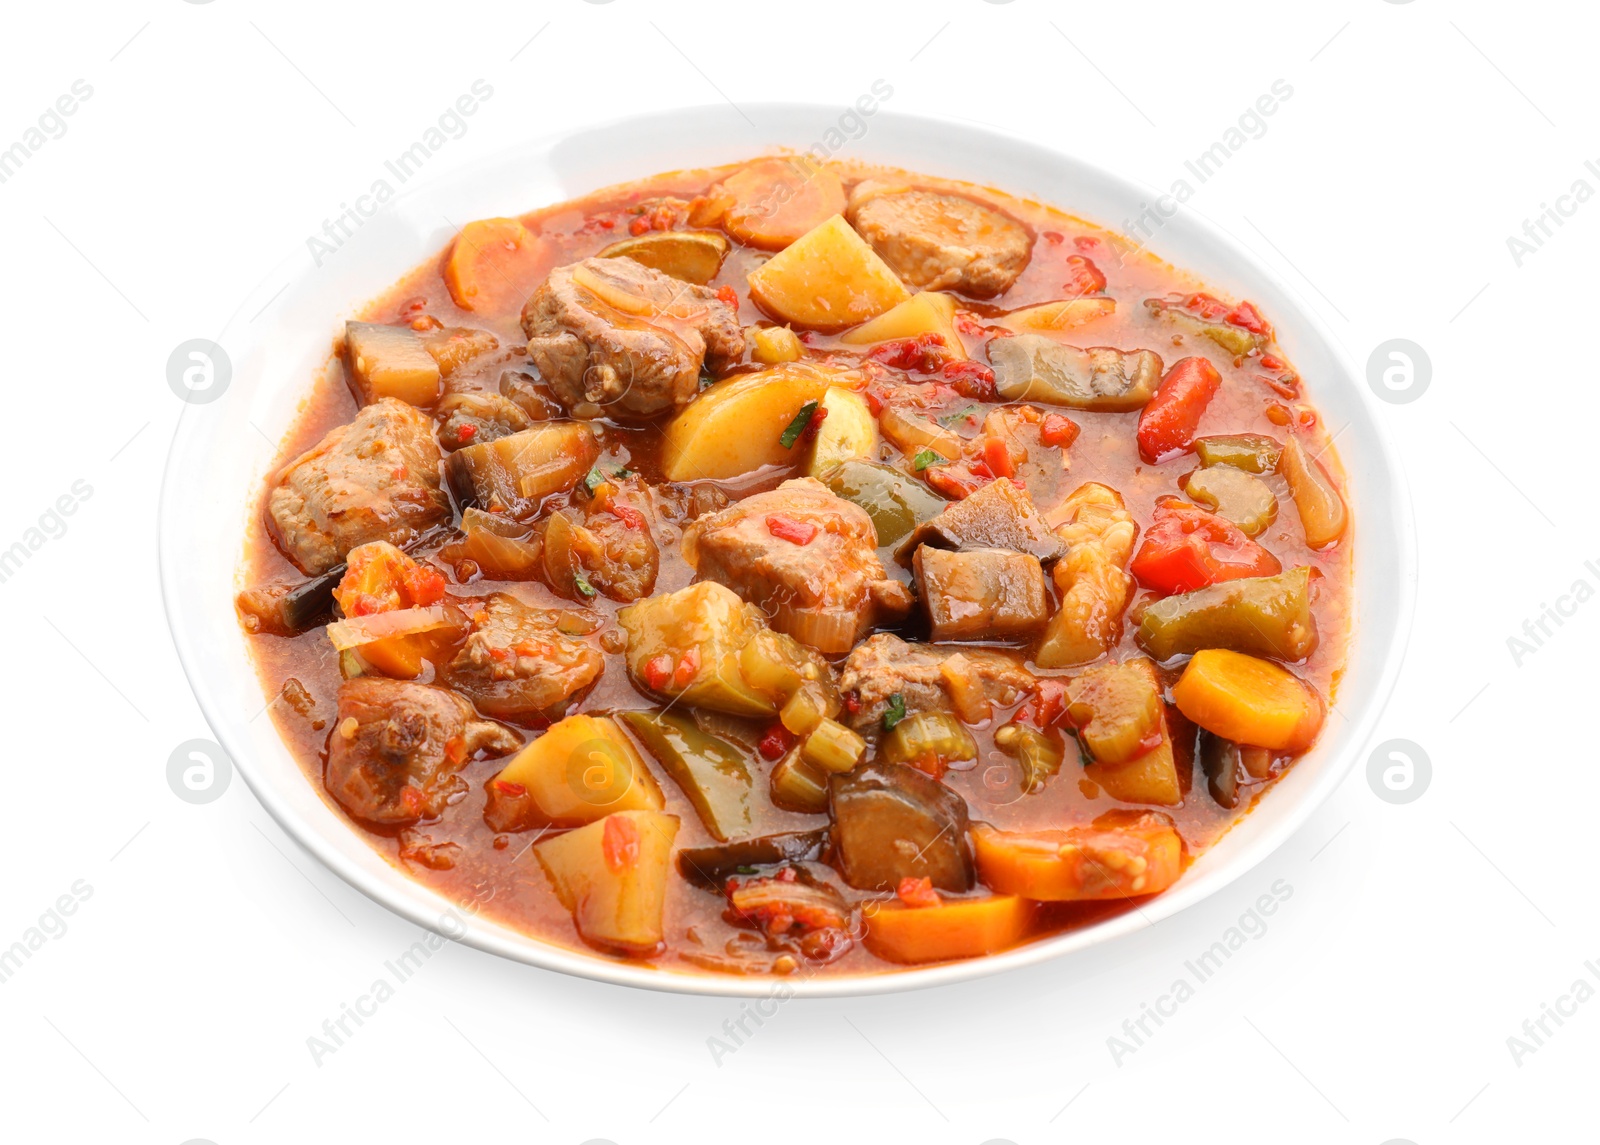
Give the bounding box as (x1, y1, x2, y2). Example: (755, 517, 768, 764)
(237, 156, 1350, 978)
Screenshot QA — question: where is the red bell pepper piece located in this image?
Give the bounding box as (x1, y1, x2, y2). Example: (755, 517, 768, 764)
(765, 514, 818, 546)
(1137, 356, 1222, 464)
(1130, 503, 1281, 594)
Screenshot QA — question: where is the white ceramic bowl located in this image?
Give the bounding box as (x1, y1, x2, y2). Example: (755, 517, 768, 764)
(160, 104, 1415, 997)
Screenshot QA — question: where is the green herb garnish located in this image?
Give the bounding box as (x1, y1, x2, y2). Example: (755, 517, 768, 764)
(780, 400, 819, 449)
(939, 404, 980, 427)
(582, 467, 606, 495)
(883, 693, 907, 731)
(735, 865, 759, 875)
(573, 571, 597, 598)
(912, 449, 943, 471)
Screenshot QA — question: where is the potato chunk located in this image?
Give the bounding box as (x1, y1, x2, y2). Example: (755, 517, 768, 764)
(617, 582, 778, 717)
(747, 215, 910, 331)
(345, 322, 441, 407)
(839, 291, 967, 359)
(534, 810, 680, 955)
(486, 714, 664, 830)
(660, 364, 831, 482)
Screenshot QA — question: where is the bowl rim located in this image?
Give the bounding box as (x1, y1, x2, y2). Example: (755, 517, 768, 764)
(159, 101, 1416, 998)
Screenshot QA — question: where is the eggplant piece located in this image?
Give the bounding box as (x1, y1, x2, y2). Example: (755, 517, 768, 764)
(446, 422, 600, 520)
(676, 829, 829, 889)
(1200, 730, 1241, 809)
(988, 334, 1163, 411)
(912, 545, 1049, 641)
(618, 710, 753, 842)
(896, 477, 1065, 565)
(829, 762, 974, 892)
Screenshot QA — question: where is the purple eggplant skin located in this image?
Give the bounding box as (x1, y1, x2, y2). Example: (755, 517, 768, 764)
(676, 829, 829, 889)
(829, 762, 974, 893)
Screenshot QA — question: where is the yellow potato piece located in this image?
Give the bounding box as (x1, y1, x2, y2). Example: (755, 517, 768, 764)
(491, 714, 664, 826)
(661, 364, 831, 481)
(807, 387, 878, 477)
(534, 810, 679, 955)
(747, 215, 909, 331)
(839, 291, 968, 359)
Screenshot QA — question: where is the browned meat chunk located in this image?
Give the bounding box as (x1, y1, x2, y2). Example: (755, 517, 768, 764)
(681, 477, 912, 654)
(912, 546, 1049, 641)
(267, 398, 449, 575)
(521, 257, 744, 421)
(439, 592, 604, 723)
(839, 633, 1036, 732)
(898, 477, 1065, 565)
(830, 762, 975, 892)
(326, 678, 518, 825)
(848, 186, 1031, 298)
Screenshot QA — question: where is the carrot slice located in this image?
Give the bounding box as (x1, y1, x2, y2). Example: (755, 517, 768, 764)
(716, 158, 847, 251)
(1171, 648, 1324, 751)
(863, 894, 1035, 963)
(973, 816, 1183, 901)
(443, 217, 549, 316)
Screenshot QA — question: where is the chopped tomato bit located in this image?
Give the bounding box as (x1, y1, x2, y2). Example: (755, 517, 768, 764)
(953, 311, 988, 339)
(492, 780, 526, 797)
(1042, 231, 1065, 245)
(1039, 413, 1080, 448)
(1062, 254, 1106, 296)
(766, 514, 819, 546)
(401, 564, 447, 606)
(671, 647, 702, 689)
(644, 653, 674, 691)
(896, 876, 942, 909)
(611, 504, 647, 530)
(982, 437, 1016, 479)
(602, 815, 641, 874)
(716, 285, 739, 308)
(457, 422, 477, 441)
(758, 722, 797, 761)
(941, 359, 997, 400)
(867, 332, 947, 373)
(1227, 300, 1271, 336)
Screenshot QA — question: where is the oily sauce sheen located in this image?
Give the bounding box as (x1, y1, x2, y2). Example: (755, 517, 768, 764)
(240, 159, 1351, 978)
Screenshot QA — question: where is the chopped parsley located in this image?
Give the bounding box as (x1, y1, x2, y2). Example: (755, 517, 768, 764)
(779, 400, 819, 449)
(735, 865, 759, 875)
(882, 693, 907, 731)
(573, 571, 597, 599)
(912, 449, 943, 471)
(582, 466, 606, 495)
(939, 404, 980, 428)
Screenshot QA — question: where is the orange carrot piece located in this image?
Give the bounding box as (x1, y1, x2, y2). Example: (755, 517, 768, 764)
(972, 815, 1183, 901)
(443, 217, 549, 316)
(1171, 648, 1324, 751)
(863, 894, 1035, 963)
(716, 158, 846, 251)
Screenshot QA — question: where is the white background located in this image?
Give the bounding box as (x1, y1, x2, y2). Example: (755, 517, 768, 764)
(1, 1, 1593, 1142)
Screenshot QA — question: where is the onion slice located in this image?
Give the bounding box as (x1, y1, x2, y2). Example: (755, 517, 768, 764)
(326, 605, 463, 652)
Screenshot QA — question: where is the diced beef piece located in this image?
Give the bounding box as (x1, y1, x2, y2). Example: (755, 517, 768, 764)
(440, 592, 603, 723)
(267, 398, 449, 575)
(326, 678, 518, 825)
(912, 546, 1049, 641)
(839, 633, 1036, 733)
(521, 257, 745, 421)
(848, 186, 1032, 298)
(898, 477, 1065, 565)
(829, 762, 975, 892)
(681, 477, 912, 654)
